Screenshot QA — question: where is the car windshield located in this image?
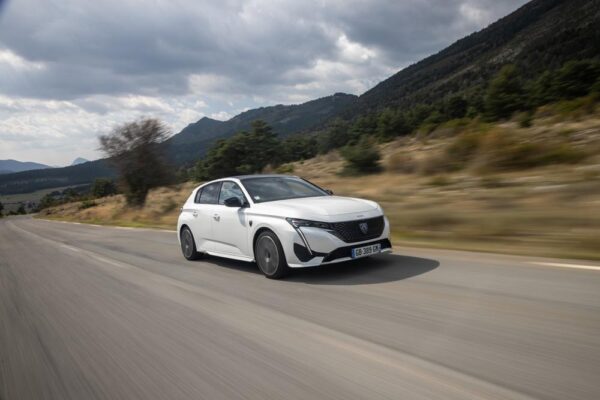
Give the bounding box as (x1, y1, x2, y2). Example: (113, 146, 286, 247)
(241, 176, 328, 203)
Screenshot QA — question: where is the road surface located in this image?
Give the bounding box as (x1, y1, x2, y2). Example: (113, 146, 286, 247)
(1, 216, 599, 400)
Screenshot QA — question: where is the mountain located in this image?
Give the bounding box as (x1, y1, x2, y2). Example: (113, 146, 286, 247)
(352, 0, 600, 114)
(0, 93, 357, 194)
(71, 157, 89, 166)
(2, 0, 598, 195)
(0, 159, 51, 175)
(166, 93, 357, 165)
(0, 159, 115, 194)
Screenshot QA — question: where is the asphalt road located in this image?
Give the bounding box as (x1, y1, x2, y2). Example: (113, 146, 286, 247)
(1, 216, 599, 400)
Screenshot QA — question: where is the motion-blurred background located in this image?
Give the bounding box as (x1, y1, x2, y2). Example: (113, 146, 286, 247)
(1, 0, 599, 260)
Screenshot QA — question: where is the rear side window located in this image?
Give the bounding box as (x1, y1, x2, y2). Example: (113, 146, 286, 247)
(195, 182, 221, 204)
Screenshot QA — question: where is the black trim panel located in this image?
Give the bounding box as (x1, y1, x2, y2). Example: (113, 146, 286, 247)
(293, 243, 326, 262)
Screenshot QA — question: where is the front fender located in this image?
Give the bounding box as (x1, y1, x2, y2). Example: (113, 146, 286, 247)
(247, 215, 299, 263)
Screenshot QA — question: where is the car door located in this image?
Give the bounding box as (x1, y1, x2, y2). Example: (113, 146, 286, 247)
(189, 181, 221, 252)
(210, 181, 251, 257)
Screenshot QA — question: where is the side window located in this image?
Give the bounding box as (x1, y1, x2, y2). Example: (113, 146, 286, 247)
(197, 182, 221, 204)
(194, 188, 203, 203)
(218, 181, 246, 205)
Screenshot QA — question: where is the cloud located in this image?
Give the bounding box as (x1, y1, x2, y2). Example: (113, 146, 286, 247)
(0, 0, 528, 164)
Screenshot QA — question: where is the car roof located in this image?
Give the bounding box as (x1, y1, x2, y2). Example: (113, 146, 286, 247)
(197, 174, 301, 189)
(230, 174, 298, 180)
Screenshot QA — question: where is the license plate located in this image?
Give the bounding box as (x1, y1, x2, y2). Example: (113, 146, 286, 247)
(351, 243, 381, 259)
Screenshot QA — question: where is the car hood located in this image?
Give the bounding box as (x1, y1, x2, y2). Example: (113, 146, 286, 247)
(250, 196, 380, 221)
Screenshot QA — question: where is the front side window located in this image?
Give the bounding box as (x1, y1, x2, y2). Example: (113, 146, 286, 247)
(218, 181, 247, 205)
(241, 177, 327, 203)
(197, 182, 221, 204)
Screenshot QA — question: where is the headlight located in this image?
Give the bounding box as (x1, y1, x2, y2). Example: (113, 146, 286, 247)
(286, 218, 332, 230)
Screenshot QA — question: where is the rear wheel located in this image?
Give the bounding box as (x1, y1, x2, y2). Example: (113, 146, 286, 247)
(255, 231, 289, 279)
(180, 226, 203, 260)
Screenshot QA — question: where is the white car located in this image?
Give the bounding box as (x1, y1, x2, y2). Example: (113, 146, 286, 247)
(177, 175, 392, 278)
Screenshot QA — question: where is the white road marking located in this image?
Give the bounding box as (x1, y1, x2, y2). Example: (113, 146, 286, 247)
(39, 217, 177, 232)
(528, 262, 600, 271)
(60, 244, 81, 253)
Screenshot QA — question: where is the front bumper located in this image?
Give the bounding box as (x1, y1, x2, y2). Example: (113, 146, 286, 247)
(283, 216, 392, 268)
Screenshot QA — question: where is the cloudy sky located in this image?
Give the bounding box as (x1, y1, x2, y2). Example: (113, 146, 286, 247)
(0, 0, 527, 166)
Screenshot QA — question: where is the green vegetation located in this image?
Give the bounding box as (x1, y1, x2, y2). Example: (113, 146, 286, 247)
(0, 200, 4, 217)
(3, 0, 600, 197)
(38, 112, 600, 260)
(15, 203, 26, 215)
(484, 65, 525, 120)
(90, 178, 118, 198)
(353, 0, 600, 115)
(340, 136, 382, 175)
(423, 126, 589, 175)
(78, 199, 97, 210)
(184, 56, 598, 182)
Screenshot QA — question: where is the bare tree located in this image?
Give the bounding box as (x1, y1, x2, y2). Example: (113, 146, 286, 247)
(99, 118, 172, 206)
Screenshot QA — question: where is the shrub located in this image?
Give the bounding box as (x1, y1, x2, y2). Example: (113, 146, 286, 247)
(161, 199, 178, 213)
(91, 178, 117, 198)
(428, 175, 452, 187)
(476, 130, 586, 172)
(443, 130, 483, 169)
(275, 163, 294, 174)
(484, 65, 525, 120)
(479, 175, 505, 188)
(16, 203, 27, 215)
(552, 96, 597, 119)
(387, 152, 417, 174)
(517, 111, 533, 128)
(340, 136, 381, 175)
(78, 200, 97, 210)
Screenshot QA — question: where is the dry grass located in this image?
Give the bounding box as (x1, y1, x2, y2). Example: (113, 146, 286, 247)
(39, 114, 600, 260)
(39, 182, 196, 229)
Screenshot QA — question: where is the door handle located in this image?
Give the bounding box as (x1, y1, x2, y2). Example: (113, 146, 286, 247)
(192, 211, 198, 218)
(213, 214, 220, 221)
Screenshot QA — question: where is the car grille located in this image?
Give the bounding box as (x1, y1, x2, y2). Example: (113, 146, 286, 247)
(329, 216, 385, 243)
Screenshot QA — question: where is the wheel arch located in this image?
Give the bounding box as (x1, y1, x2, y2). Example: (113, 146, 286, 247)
(179, 223, 190, 236)
(252, 227, 274, 258)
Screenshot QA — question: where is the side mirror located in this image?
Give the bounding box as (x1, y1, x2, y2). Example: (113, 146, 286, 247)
(224, 197, 243, 207)
(325, 189, 333, 195)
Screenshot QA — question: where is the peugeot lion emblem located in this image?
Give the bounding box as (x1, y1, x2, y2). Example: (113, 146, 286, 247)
(359, 222, 369, 234)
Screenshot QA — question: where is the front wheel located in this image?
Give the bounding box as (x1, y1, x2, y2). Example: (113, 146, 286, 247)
(180, 226, 203, 260)
(255, 231, 289, 279)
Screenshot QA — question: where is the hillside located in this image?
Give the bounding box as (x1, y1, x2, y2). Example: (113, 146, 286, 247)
(3, 0, 599, 195)
(38, 110, 600, 260)
(353, 0, 600, 113)
(0, 159, 114, 195)
(166, 92, 357, 165)
(0, 159, 51, 175)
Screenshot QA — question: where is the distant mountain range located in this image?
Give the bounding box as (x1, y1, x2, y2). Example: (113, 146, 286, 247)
(0, 159, 51, 175)
(71, 157, 89, 166)
(1, 0, 598, 195)
(0, 93, 357, 194)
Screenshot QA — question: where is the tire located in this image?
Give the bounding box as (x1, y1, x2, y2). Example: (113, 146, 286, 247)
(180, 226, 203, 261)
(254, 230, 290, 279)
